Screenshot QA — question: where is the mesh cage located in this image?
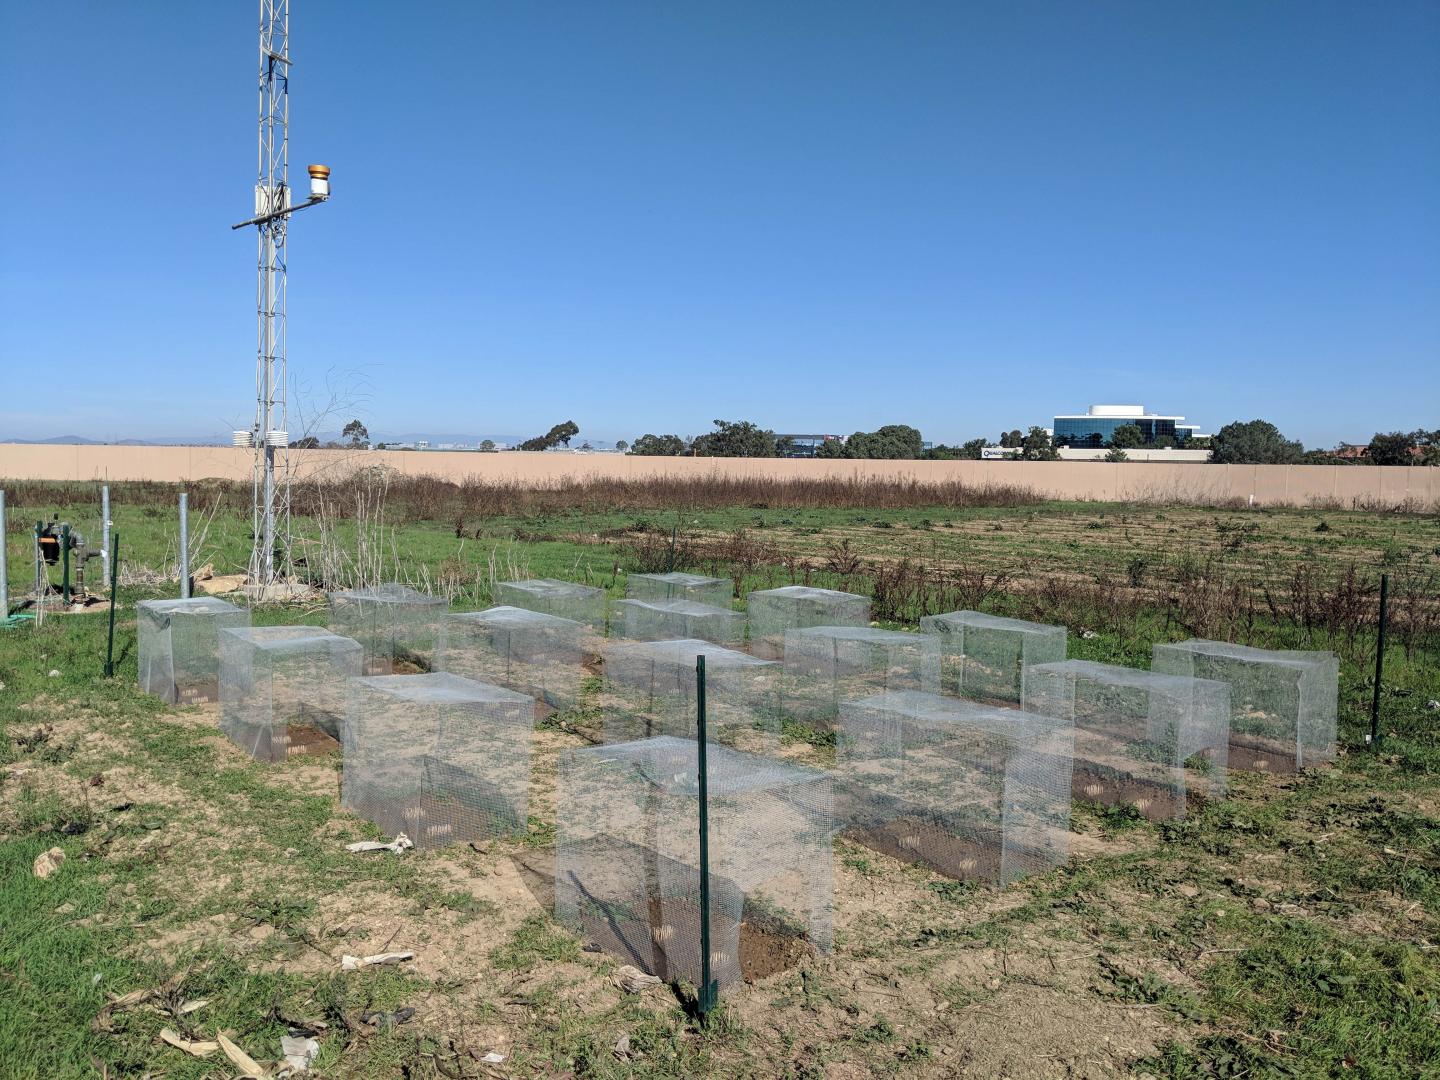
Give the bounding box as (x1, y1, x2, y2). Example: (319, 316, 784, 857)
(437, 606, 584, 710)
(1023, 660, 1230, 820)
(782, 626, 941, 727)
(1151, 640, 1338, 773)
(601, 639, 782, 753)
(341, 672, 534, 849)
(919, 610, 1067, 706)
(493, 578, 607, 631)
(555, 735, 833, 991)
(136, 597, 250, 704)
(626, 572, 732, 608)
(219, 626, 364, 762)
(615, 599, 744, 646)
(837, 691, 1074, 885)
(327, 584, 447, 675)
(746, 586, 871, 659)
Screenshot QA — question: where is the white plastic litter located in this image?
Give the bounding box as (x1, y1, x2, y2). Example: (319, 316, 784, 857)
(340, 951, 414, 971)
(281, 1035, 320, 1071)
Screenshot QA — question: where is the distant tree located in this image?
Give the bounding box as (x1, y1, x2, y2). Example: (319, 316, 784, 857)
(999, 429, 1024, 448)
(959, 437, 987, 460)
(1152, 434, 1177, 449)
(342, 419, 370, 449)
(518, 420, 580, 452)
(615, 439, 628, 452)
(479, 439, 496, 452)
(375, 442, 387, 450)
(1188, 435, 1212, 450)
(775, 435, 797, 457)
(816, 437, 848, 459)
(1209, 420, 1304, 464)
(1413, 429, 1440, 466)
(840, 424, 925, 459)
(689, 419, 779, 458)
(288, 435, 320, 449)
(1109, 423, 1144, 449)
(1367, 431, 1416, 466)
(1104, 446, 1129, 462)
(1019, 426, 1060, 461)
(628, 433, 686, 456)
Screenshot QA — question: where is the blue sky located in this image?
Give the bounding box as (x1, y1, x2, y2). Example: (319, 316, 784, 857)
(2, 1, 1436, 447)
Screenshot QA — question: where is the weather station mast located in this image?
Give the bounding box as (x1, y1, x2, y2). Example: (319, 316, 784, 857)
(231, 0, 331, 588)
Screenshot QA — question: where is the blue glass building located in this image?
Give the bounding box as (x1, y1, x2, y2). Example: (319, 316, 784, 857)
(1052, 406, 1195, 449)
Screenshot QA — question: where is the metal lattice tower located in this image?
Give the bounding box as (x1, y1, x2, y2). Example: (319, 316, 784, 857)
(232, 0, 329, 586)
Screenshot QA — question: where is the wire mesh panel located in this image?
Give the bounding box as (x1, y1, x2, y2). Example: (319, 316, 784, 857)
(437, 606, 584, 710)
(137, 597, 250, 704)
(627, 572, 732, 608)
(746, 585, 871, 659)
(602, 639, 782, 752)
(493, 578, 607, 632)
(342, 672, 534, 849)
(1023, 660, 1230, 820)
(919, 610, 1067, 706)
(782, 626, 941, 727)
(615, 599, 744, 646)
(555, 735, 832, 991)
(219, 626, 363, 763)
(327, 584, 447, 675)
(1151, 640, 1338, 773)
(837, 691, 1074, 884)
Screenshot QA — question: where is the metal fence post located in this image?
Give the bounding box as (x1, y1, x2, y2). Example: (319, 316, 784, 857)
(104, 532, 121, 677)
(1368, 573, 1389, 747)
(696, 653, 718, 1019)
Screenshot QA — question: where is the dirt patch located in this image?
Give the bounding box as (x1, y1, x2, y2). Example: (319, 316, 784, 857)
(740, 920, 814, 982)
(1071, 763, 1187, 821)
(1227, 734, 1299, 774)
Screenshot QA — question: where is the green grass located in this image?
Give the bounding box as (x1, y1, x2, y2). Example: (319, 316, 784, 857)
(2, 489, 1437, 1076)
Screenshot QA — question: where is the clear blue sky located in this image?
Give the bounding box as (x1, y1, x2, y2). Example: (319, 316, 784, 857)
(2, 1, 1437, 447)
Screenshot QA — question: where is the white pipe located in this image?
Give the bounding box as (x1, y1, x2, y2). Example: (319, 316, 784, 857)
(101, 485, 110, 592)
(0, 490, 8, 616)
(179, 492, 190, 599)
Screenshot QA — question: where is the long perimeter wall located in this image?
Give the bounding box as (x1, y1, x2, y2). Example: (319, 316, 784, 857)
(1, 444, 1435, 510)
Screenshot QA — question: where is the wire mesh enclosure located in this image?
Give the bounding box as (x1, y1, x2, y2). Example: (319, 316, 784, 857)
(782, 626, 941, 726)
(437, 606, 584, 711)
(1151, 640, 1339, 773)
(602, 639, 783, 751)
(341, 672, 534, 849)
(837, 691, 1075, 884)
(136, 597, 251, 704)
(1023, 660, 1230, 820)
(327, 584, 447, 675)
(626, 571, 732, 608)
(493, 578, 607, 631)
(219, 626, 363, 762)
(746, 585, 871, 659)
(555, 735, 833, 991)
(919, 610, 1067, 706)
(615, 598, 744, 645)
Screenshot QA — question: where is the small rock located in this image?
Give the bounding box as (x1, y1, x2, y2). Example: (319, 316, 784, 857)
(985, 976, 1002, 991)
(1426, 700, 1440, 712)
(613, 1033, 631, 1060)
(48, 670, 60, 678)
(1176, 884, 1200, 898)
(33, 847, 66, 879)
(284, 847, 299, 857)
(0, 680, 7, 690)
(1080, 629, 1098, 640)
(1251, 898, 1272, 913)
(54, 902, 76, 914)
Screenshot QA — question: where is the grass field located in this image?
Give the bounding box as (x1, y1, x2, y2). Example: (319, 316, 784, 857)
(2, 480, 1437, 1078)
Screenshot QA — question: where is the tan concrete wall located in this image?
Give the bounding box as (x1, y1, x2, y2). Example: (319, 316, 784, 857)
(1, 444, 1435, 509)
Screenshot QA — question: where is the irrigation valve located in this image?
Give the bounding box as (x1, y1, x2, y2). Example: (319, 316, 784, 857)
(307, 164, 331, 200)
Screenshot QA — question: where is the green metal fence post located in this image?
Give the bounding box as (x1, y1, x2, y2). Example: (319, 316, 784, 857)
(104, 532, 120, 678)
(1368, 573, 1389, 747)
(696, 653, 718, 1019)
